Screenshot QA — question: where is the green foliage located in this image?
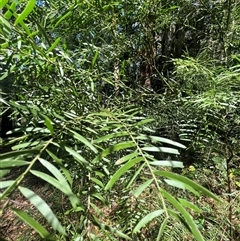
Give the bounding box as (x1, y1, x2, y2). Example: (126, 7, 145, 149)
(2, 0, 240, 240)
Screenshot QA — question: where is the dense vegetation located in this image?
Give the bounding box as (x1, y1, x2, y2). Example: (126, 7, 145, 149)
(0, 0, 240, 240)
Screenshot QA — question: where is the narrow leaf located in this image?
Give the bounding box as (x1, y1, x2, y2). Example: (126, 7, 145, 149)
(0, 159, 29, 168)
(0, 0, 8, 8)
(46, 150, 73, 186)
(94, 141, 136, 162)
(70, 130, 98, 153)
(115, 151, 138, 165)
(155, 171, 222, 202)
(142, 146, 179, 155)
(55, 10, 72, 28)
(164, 179, 186, 189)
(90, 177, 104, 188)
(133, 179, 153, 198)
(161, 189, 204, 241)
(30, 170, 79, 208)
(133, 210, 165, 233)
(150, 160, 184, 168)
(0, 169, 10, 178)
(47, 37, 61, 53)
(91, 50, 99, 67)
(12, 208, 53, 240)
(43, 115, 54, 135)
(0, 180, 15, 189)
(19, 187, 66, 235)
(178, 198, 202, 213)
(156, 217, 168, 241)
(15, 0, 36, 25)
(4, 2, 16, 19)
(65, 146, 88, 164)
(105, 157, 143, 190)
(93, 132, 129, 143)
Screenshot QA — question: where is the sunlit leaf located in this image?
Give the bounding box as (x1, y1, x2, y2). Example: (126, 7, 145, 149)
(30, 169, 80, 208)
(150, 160, 184, 168)
(0, 180, 15, 189)
(93, 131, 129, 144)
(46, 150, 73, 186)
(15, 0, 36, 25)
(142, 146, 179, 155)
(115, 151, 138, 165)
(0, 169, 10, 178)
(19, 187, 66, 235)
(4, 2, 16, 19)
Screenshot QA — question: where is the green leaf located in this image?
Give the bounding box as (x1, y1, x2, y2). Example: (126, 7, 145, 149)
(43, 115, 54, 135)
(46, 150, 73, 186)
(90, 177, 104, 188)
(91, 193, 106, 204)
(115, 151, 138, 165)
(0, 180, 15, 189)
(105, 157, 143, 190)
(164, 179, 186, 189)
(47, 37, 61, 53)
(15, 0, 36, 25)
(133, 118, 155, 126)
(94, 141, 136, 163)
(0, 15, 12, 35)
(4, 2, 16, 19)
(137, 135, 186, 149)
(0, 158, 29, 168)
(38, 158, 67, 184)
(126, 162, 145, 189)
(93, 131, 129, 143)
(133, 179, 153, 198)
(19, 187, 66, 235)
(156, 217, 168, 241)
(155, 171, 222, 202)
(54, 9, 73, 28)
(92, 215, 132, 240)
(70, 130, 98, 153)
(65, 146, 88, 164)
(0, 148, 40, 160)
(11, 141, 42, 150)
(0, 169, 10, 178)
(178, 198, 202, 213)
(161, 189, 204, 241)
(0, 0, 8, 8)
(133, 210, 165, 233)
(30, 170, 80, 208)
(150, 160, 184, 168)
(91, 50, 99, 67)
(12, 208, 53, 240)
(142, 146, 179, 155)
